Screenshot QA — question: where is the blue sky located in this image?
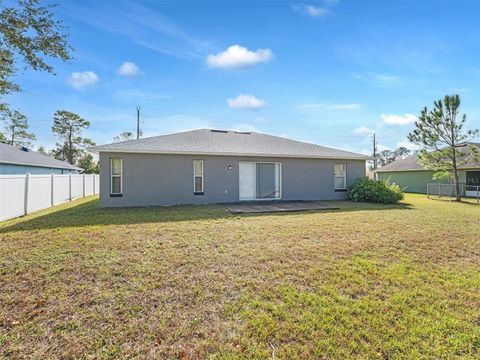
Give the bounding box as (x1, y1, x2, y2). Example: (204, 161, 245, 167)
(5, 0, 480, 154)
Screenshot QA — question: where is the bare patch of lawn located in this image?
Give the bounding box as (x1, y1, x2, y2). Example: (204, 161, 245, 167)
(0, 195, 479, 358)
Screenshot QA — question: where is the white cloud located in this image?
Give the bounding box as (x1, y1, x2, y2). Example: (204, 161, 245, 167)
(328, 103, 362, 110)
(207, 45, 273, 69)
(396, 139, 419, 151)
(353, 126, 375, 136)
(377, 143, 392, 152)
(67, 71, 99, 89)
(117, 61, 141, 76)
(381, 113, 417, 126)
(449, 88, 470, 95)
(292, 4, 331, 18)
(68, 2, 211, 61)
(299, 103, 362, 110)
(228, 94, 266, 110)
(355, 72, 404, 88)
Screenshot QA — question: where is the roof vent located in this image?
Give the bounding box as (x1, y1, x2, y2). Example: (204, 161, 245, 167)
(210, 129, 229, 133)
(234, 131, 251, 135)
(20, 146, 30, 152)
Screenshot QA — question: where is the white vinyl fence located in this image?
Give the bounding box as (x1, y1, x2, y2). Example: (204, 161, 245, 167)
(0, 173, 100, 221)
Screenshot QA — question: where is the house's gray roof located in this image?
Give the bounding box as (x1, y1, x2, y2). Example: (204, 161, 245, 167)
(90, 129, 370, 160)
(375, 155, 424, 172)
(0, 143, 82, 171)
(376, 143, 480, 172)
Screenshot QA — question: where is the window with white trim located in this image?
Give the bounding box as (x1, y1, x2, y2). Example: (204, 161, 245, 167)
(334, 163, 346, 190)
(193, 160, 204, 194)
(110, 158, 123, 195)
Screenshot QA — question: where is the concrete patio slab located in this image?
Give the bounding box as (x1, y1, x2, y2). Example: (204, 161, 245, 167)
(223, 201, 339, 214)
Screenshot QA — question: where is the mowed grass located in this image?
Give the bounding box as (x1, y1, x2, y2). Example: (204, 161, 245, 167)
(0, 195, 479, 359)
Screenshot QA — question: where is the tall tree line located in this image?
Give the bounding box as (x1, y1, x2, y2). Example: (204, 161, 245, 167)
(50, 110, 98, 173)
(0, 108, 99, 173)
(375, 147, 412, 168)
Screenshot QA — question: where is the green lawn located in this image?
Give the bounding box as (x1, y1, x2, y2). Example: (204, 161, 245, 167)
(0, 195, 479, 359)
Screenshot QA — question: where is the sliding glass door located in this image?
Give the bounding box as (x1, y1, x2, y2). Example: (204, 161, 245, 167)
(239, 163, 256, 200)
(256, 163, 280, 199)
(239, 162, 281, 200)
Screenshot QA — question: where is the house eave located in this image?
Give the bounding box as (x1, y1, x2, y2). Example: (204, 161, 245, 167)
(0, 160, 81, 171)
(375, 168, 426, 173)
(89, 148, 371, 161)
(375, 166, 480, 173)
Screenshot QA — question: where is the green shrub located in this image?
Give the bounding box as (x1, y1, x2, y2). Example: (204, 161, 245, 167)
(348, 177, 404, 204)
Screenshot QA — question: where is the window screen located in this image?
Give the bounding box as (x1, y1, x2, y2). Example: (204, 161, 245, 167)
(334, 163, 346, 190)
(111, 158, 122, 194)
(194, 160, 204, 193)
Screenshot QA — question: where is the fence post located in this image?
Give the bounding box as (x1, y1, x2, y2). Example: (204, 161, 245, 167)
(69, 173, 72, 201)
(24, 173, 30, 215)
(83, 173, 86, 197)
(93, 174, 96, 195)
(477, 186, 479, 205)
(438, 184, 441, 198)
(51, 173, 55, 206)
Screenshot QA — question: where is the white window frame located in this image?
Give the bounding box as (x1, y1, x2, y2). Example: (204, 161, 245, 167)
(334, 163, 347, 190)
(239, 161, 282, 201)
(193, 159, 204, 194)
(110, 158, 123, 195)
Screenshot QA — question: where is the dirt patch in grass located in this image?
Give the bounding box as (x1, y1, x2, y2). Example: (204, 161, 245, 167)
(0, 195, 479, 358)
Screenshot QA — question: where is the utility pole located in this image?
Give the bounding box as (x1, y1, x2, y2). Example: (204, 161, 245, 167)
(373, 132, 378, 171)
(136, 106, 141, 140)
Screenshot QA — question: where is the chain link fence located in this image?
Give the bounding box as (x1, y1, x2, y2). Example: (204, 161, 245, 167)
(427, 183, 480, 204)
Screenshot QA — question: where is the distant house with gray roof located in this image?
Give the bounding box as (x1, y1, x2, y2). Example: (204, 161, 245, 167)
(0, 143, 81, 174)
(376, 143, 480, 195)
(89, 129, 370, 207)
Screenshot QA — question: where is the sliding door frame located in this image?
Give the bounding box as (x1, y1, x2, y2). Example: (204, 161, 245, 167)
(238, 161, 282, 201)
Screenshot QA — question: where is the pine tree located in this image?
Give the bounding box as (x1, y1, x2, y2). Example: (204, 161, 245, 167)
(51, 110, 95, 165)
(408, 95, 479, 201)
(1, 109, 36, 147)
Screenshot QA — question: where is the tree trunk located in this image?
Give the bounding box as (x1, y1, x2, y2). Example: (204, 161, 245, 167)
(68, 127, 73, 164)
(452, 146, 461, 201)
(453, 168, 461, 201)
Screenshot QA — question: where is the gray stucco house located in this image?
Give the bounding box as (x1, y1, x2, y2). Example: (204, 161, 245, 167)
(0, 143, 81, 174)
(90, 129, 370, 207)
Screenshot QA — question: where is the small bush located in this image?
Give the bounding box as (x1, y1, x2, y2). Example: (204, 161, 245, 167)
(349, 177, 404, 204)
